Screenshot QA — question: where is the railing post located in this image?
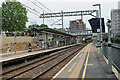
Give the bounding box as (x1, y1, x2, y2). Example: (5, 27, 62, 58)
(14, 32, 17, 54)
(107, 45, 112, 74)
(107, 19, 112, 74)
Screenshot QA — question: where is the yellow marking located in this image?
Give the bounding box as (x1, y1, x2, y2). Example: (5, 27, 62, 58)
(82, 45, 90, 80)
(53, 66, 60, 71)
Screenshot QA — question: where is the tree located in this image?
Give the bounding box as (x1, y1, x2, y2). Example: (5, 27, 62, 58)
(28, 24, 40, 28)
(0, 7, 2, 32)
(28, 24, 48, 28)
(2, 0, 28, 32)
(39, 24, 48, 28)
(115, 32, 120, 38)
(53, 27, 56, 29)
(0, 7, 1, 20)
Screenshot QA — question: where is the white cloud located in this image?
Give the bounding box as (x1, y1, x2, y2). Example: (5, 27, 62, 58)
(0, 0, 119, 30)
(39, 0, 119, 2)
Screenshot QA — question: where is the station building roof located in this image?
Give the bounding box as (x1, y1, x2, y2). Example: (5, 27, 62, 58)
(31, 27, 76, 37)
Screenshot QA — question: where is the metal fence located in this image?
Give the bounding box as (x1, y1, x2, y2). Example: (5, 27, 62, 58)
(103, 43, 120, 72)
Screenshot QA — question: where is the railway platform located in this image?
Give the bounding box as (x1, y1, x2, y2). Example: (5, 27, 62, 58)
(1, 43, 81, 65)
(52, 43, 118, 80)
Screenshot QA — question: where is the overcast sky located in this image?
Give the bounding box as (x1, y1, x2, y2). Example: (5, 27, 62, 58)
(0, 0, 120, 32)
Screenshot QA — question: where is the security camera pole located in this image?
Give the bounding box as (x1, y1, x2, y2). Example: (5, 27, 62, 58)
(107, 19, 112, 73)
(93, 4, 103, 60)
(107, 19, 111, 45)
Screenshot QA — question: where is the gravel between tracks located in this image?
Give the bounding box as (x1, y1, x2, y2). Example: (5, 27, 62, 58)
(2, 45, 84, 80)
(35, 44, 86, 80)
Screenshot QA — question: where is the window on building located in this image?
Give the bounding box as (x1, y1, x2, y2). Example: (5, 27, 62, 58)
(77, 24, 79, 28)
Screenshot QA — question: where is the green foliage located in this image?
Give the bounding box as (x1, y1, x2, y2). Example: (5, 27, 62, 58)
(2, 0, 28, 32)
(111, 33, 120, 44)
(115, 32, 120, 38)
(53, 27, 56, 29)
(0, 7, 1, 18)
(28, 24, 48, 34)
(0, 7, 2, 31)
(86, 39, 92, 43)
(28, 24, 48, 28)
(40, 24, 48, 28)
(28, 24, 40, 28)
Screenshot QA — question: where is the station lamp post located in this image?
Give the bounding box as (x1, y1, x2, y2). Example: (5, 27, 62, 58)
(106, 19, 112, 73)
(93, 4, 103, 60)
(107, 19, 111, 45)
(31, 27, 40, 51)
(14, 32, 17, 54)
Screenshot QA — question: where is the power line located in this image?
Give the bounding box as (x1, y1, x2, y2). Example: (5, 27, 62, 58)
(28, 0, 60, 23)
(28, 12, 54, 25)
(36, 0, 52, 12)
(35, 0, 68, 26)
(29, 0, 48, 12)
(18, 0, 63, 27)
(21, 3, 40, 14)
(28, 18, 53, 26)
(28, 0, 59, 24)
(27, 9, 40, 17)
(20, 1, 54, 25)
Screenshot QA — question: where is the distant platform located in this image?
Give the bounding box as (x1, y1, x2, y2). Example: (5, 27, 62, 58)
(1, 43, 81, 65)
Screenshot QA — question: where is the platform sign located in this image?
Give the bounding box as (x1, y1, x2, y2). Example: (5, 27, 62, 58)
(97, 29, 100, 33)
(88, 18, 105, 33)
(93, 36, 97, 37)
(6, 33, 25, 37)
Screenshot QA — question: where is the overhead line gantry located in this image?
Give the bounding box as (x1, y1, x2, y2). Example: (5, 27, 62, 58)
(39, 10, 98, 28)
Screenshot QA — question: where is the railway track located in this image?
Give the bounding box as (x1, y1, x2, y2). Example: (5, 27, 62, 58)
(33, 46, 84, 80)
(2, 44, 85, 80)
(2, 47, 70, 74)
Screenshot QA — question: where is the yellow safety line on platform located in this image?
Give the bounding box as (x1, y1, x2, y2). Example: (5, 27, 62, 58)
(82, 45, 90, 80)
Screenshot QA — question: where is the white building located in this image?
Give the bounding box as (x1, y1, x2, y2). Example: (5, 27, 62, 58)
(111, 9, 120, 36)
(118, 1, 120, 9)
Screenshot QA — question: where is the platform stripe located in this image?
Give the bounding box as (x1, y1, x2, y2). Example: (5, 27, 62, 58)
(82, 46, 90, 80)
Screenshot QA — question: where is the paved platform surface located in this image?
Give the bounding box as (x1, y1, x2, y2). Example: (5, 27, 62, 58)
(52, 43, 118, 80)
(1, 44, 80, 62)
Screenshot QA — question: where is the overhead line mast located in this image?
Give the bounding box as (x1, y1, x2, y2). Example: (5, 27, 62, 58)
(40, 10, 98, 29)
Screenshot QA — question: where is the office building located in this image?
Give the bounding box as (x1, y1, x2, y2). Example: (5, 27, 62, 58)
(111, 9, 120, 35)
(69, 19, 86, 30)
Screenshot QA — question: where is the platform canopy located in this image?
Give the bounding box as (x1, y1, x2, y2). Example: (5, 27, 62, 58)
(30, 27, 77, 37)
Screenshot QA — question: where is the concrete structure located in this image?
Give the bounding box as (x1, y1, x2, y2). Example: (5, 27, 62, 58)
(118, 1, 120, 9)
(69, 19, 86, 30)
(68, 19, 93, 42)
(65, 28, 92, 42)
(32, 27, 77, 49)
(1, 27, 77, 53)
(66, 29, 92, 36)
(111, 9, 120, 36)
(2, 35, 34, 45)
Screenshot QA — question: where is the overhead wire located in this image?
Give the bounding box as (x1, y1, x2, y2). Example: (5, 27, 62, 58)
(36, 0, 68, 26)
(29, 0, 62, 24)
(29, 0, 48, 12)
(36, 0, 52, 12)
(28, 0, 60, 26)
(27, 9, 40, 17)
(19, 1, 54, 25)
(16, 0, 68, 27)
(27, 10, 53, 25)
(17, 0, 66, 27)
(21, 2, 40, 14)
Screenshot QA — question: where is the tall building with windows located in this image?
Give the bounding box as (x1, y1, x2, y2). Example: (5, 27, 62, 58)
(69, 19, 86, 30)
(118, 1, 120, 9)
(111, 9, 120, 35)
